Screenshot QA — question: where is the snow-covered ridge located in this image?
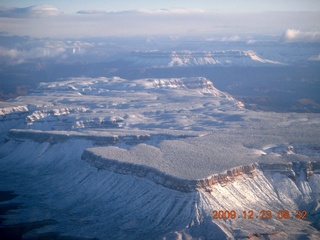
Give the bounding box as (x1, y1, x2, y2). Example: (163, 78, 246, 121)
(7, 128, 197, 146)
(151, 77, 215, 90)
(0, 104, 30, 135)
(82, 149, 198, 192)
(0, 77, 245, 131)
(82, 147, 259, 192)
(0, 105, 28, 118)
(35, 76, 234, 96)
(26, 107, 89, 124)
(82, 147, 320, 193)
(129, 50, 283, 67)
(33, 76, 236, 99)
(7, 127, 318, 194)
(150, 77, 245, 108)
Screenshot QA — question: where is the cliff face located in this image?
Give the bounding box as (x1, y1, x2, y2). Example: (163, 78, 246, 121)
(0, 105, 29, 134)
(7, 129, 196, 147)
(82, 149, 198, 192)
(8, 128, 320, 194)
(260, 162, 320, 180)
(81, 147, 320, 195)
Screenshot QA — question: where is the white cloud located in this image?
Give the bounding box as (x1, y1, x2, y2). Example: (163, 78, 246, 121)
(0, 40, 97, 65)
(136, 8, 206, 14)
(246, 39, 256, 44)
(220, 35, 241, 42)
(0, 43, 66, 65)
(0, 47, 22, 64)
(281, 29, 320, 42)
(308, 54, 320, 61)
(76, 8, 205, 15)
(0, 5, 62, 18)
(77, 10, 107, 15)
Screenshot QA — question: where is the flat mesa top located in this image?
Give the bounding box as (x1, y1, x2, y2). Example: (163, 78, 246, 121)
(86, 124, 320, 179)
(3, 77, 320, 179)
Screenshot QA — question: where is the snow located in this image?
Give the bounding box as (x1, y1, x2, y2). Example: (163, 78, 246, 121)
(0, 139, 319, 239)
(0, 76, 320, 239)
(1, 76, 319, 178)
(0, 104, 28, 116)
(244, 50, 283, 64)
(128, 50, 284, 67)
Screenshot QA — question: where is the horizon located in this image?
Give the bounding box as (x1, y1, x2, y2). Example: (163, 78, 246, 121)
(0, 1, 320, 38)
(1, 0, 320, 13)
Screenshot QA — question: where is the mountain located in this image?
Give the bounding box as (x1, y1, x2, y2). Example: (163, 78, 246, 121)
(126, 50, 284, 67)
(0, 76, 319, 239)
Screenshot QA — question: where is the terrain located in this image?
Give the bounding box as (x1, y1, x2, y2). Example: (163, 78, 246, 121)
(0, 75, 320, 239)
(1, 36, 320, 112)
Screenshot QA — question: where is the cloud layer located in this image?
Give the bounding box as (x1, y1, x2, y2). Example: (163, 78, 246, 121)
(0, 37, 106, 65)
(281, 29, 320, 42)
(0, 5, 320, 38)
(0, 44, 66, 65)
(77, 8, 205, 15)
(0, 5, 62, 18)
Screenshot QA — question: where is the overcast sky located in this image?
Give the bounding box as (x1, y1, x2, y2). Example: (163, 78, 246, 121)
(0, 1, 320, 37)
(2, 0, 320, 12)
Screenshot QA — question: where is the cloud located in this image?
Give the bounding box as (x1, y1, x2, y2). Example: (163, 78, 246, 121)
(220, 35, 241, 42)
(308, 54, 320, 61)
(0, 5, 62, 18)
(136, 8, 205, 14)
(77, 10, 107, 15)
(281, 29, 320, 42)
(0, 42, 66, 65)
(0, 8, 320, 38)
(76, 8, 205, 15)
(77, 8, 206, 15)
(0, 39, 98, 65)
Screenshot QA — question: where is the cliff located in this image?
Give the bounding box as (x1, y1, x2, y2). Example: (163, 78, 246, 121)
(81, 148, 320, 193)
(128, 50, 282, 67)
(7, 128, 197, 146)
(6, 128, 320, 194)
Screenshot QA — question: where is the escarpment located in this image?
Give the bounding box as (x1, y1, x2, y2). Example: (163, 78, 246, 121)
(81, 148, 320, 193)
(81, 149, 198, 192)
(7, 129, 196, 145)
(6, 128, 320, 194)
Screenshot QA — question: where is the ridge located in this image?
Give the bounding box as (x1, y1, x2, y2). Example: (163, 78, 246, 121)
(81, 148, 320, 193)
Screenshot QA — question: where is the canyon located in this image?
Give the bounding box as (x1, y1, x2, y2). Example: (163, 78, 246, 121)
(0, 76, 319, 239)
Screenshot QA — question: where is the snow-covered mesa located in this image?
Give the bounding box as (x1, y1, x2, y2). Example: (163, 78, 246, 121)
(128, 50, 283, 67)
(0, 76, 320, 239)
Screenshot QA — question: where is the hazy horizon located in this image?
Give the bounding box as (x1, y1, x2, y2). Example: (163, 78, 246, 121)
(0, 1, 320, 38)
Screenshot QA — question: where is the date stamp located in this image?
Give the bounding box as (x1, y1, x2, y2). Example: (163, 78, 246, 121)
(212, 210, 307, 220)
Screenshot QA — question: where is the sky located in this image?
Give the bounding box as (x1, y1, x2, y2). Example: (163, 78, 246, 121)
(0, 1, 320, 37)
(1, 0, 320, 13)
